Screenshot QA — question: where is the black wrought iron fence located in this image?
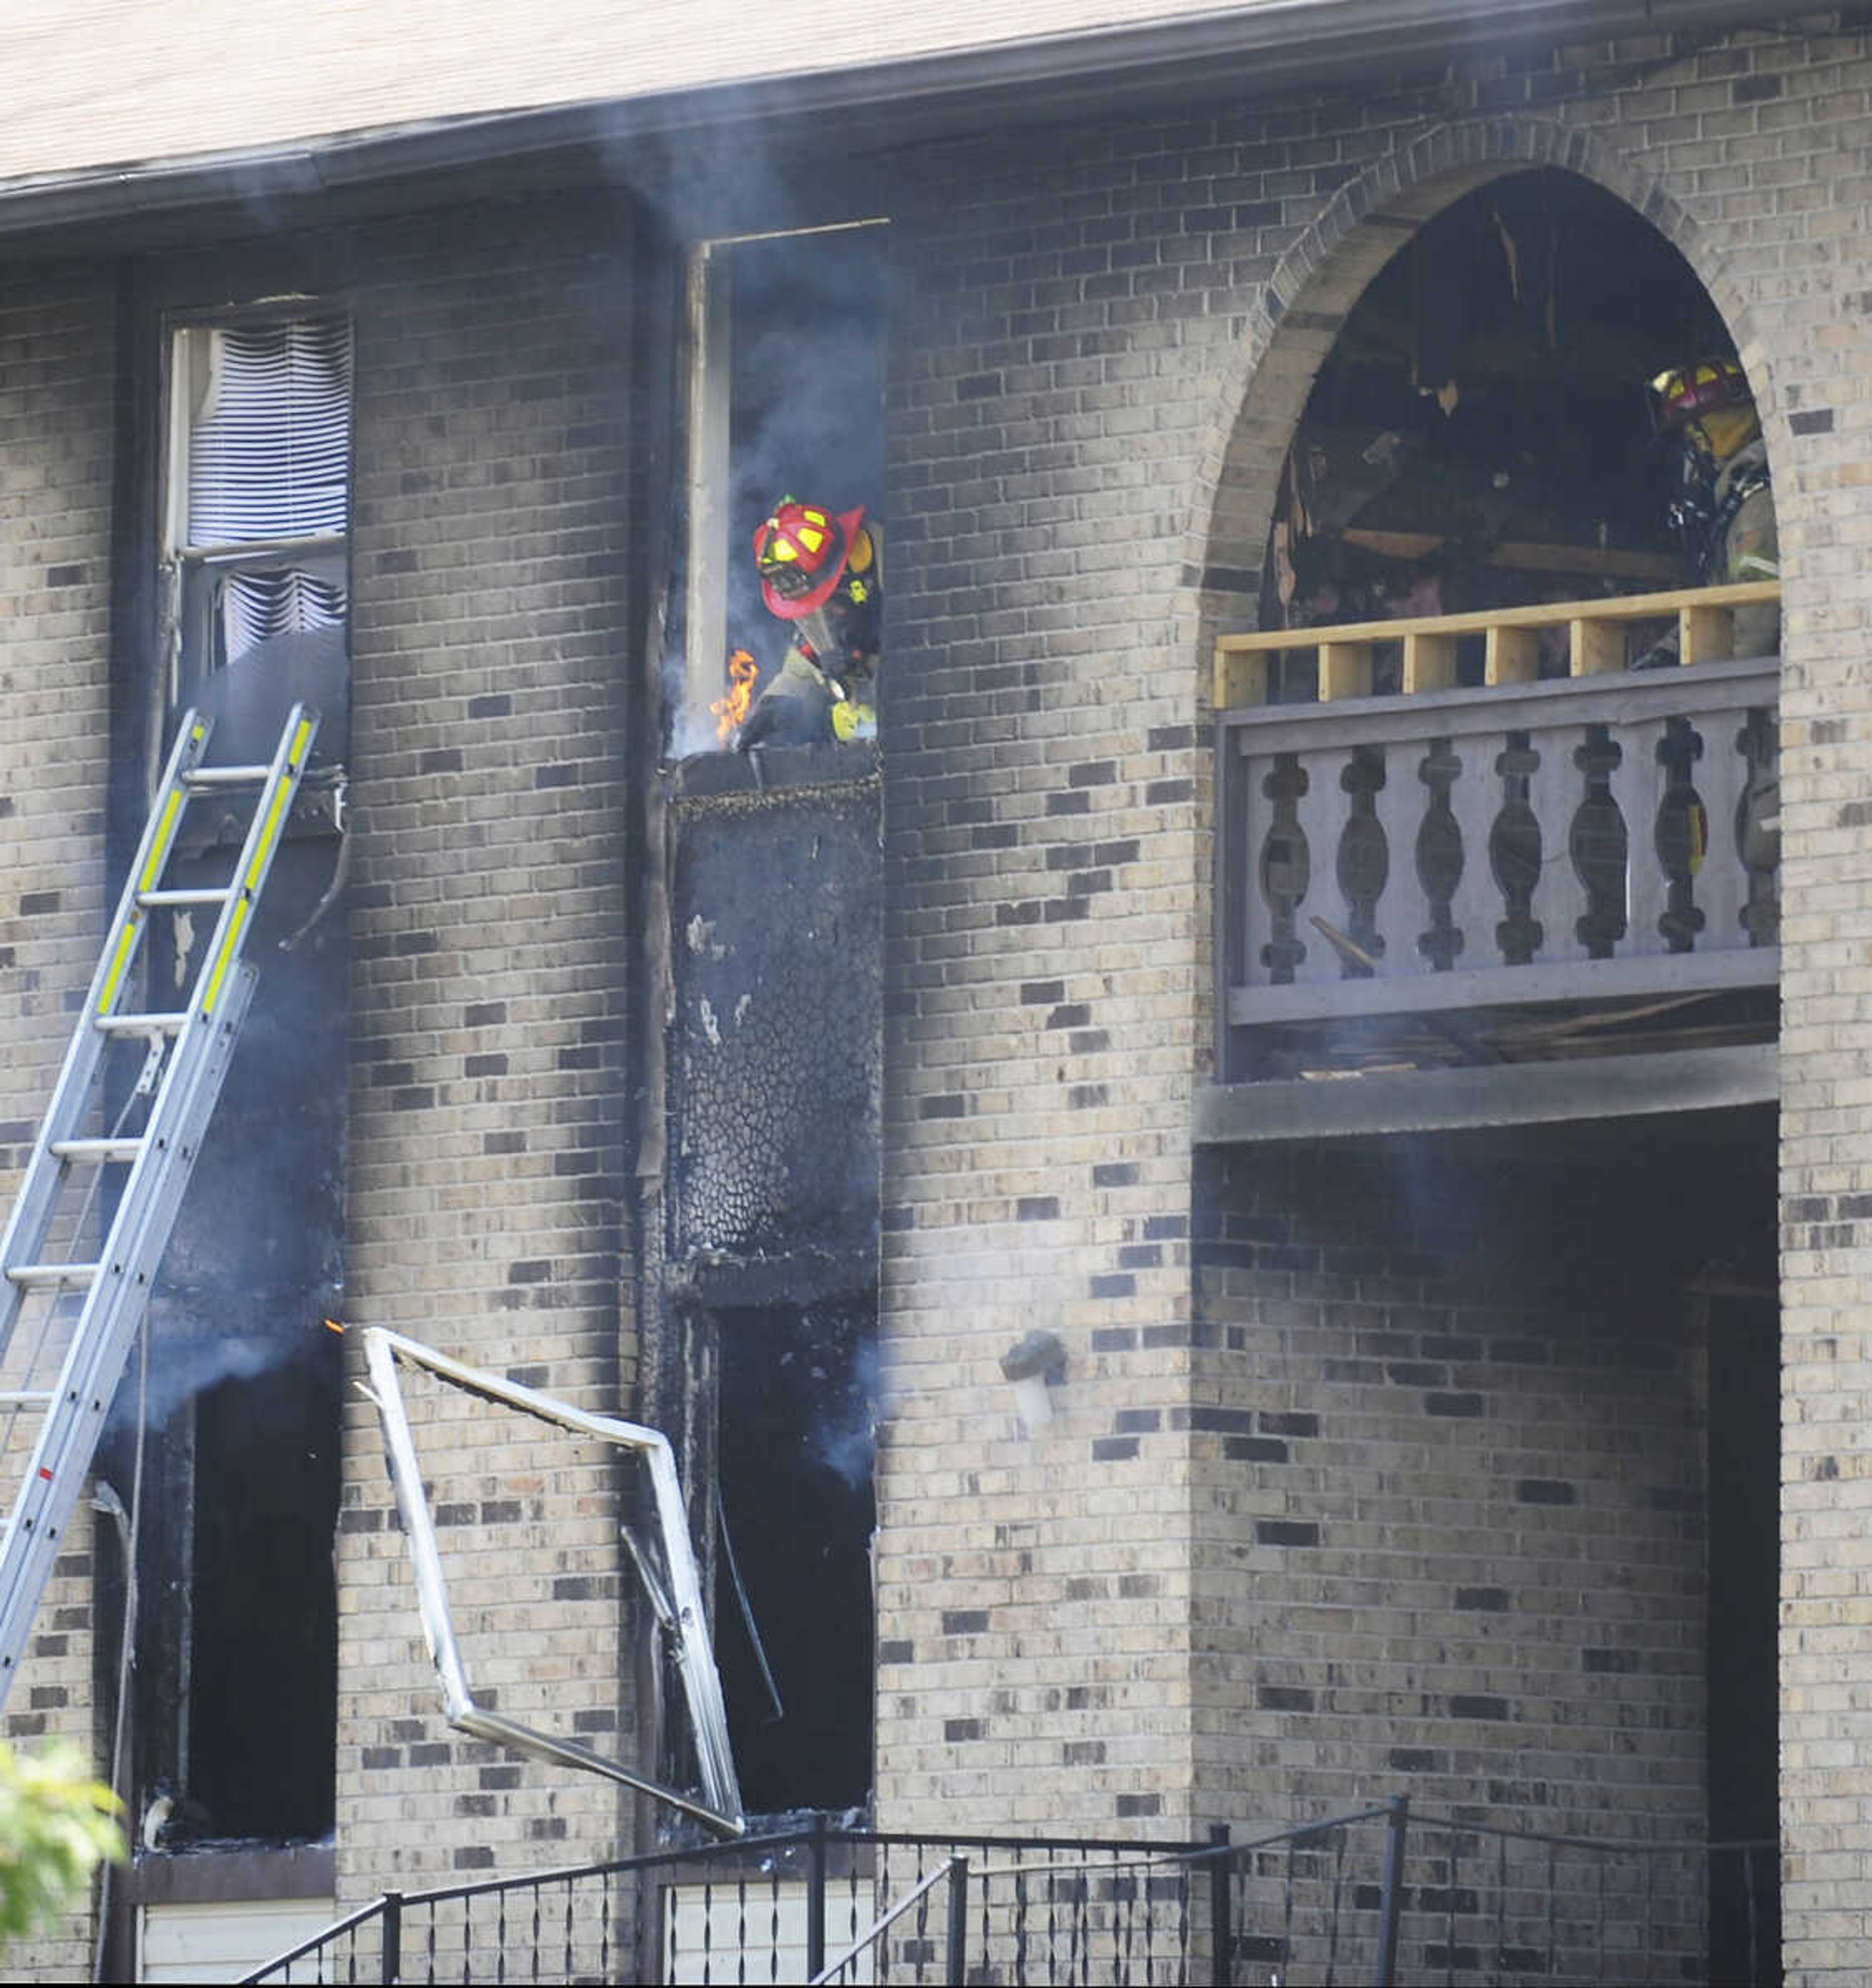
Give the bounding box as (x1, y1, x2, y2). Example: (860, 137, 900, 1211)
(236, 1823, 1209, 1986)
(1211, 1799, 1779, 1987)
(238, 1803, 1779, 1986)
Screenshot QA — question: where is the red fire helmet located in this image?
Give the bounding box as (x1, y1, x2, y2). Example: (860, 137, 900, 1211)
(753, 498, 867, 620)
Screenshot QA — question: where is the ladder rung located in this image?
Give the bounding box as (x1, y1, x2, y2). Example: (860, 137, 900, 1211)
(0, 1392, 54, 1407)
(5, 1264, 99, 1290)
(94, 1012, 187, 1037)
(50, 1138, 144, 1165)
(137, 887, 232, 909)
(183, 765, 275, 789)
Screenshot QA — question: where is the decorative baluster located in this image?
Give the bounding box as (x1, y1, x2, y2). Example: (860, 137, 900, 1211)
(1694, 715, 1750, 951)
(1567, 724, 1629, 960)
(1335, 746, 1387, 975)
(1415, 740, 1464, 972)
(1738, 709, 1781, 946)
(1608, 717, 1673, 955)
(1254, 754, 1307, 986)
(1371, 741, 1419, 987)
(1291, 744, 1348, 983)
(1446, 730, 1509, 971)
(1526, 723, 1591, 962)
(1654, 717, 1709, 953)
(1490, 732, 1544, 966)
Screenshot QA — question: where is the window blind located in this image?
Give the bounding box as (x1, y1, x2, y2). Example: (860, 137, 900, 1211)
(186, 317, 352, 546)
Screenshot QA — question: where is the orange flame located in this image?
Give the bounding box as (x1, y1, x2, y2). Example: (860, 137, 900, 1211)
(711, 650, 760, 746)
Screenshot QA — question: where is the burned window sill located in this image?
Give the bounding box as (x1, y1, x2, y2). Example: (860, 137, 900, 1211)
(666, 738, 878, 800)
(672, 1245, 877, 1312)
(131, 1838, 336, 1903)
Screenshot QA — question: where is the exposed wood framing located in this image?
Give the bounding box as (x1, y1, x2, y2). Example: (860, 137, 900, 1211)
(1213, 579, 1780, 708)
(1340, 527, 1682, 583)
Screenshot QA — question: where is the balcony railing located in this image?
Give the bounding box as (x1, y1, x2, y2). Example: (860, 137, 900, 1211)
(1212, 582, 1780, 1083)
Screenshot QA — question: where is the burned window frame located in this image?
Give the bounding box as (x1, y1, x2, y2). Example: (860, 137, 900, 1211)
(674, 218, 889, 757)
(108, 292, 357, 1855)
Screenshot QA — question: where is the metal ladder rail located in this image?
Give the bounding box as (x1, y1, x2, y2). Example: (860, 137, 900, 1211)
(0, 712, 214, 1367)
(0, 703, 320, 1696)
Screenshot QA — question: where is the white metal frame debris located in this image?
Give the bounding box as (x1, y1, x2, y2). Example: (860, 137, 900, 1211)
(360, 1327, 744, 1837)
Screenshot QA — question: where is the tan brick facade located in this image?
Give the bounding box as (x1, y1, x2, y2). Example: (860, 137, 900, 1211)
(0, 263, 117, 1980)
(1, 10, 1872, 1983)
(332, 198, 644, 1896)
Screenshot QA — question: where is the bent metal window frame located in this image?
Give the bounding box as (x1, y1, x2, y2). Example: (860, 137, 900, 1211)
(361, 1327, 744, 1838)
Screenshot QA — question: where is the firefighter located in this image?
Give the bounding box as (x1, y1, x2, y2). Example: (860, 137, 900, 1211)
(735, 496, 882, 751)
(1652, 356, 1779, 656)
(1652, 357, 1780, 867)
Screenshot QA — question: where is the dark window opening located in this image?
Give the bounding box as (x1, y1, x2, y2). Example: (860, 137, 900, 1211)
(1707, 1290, 1782, 1986)
(674, 224, 887, 758)
(186, 1330, 342, 1840)
(712, 1298, 876, 1816)
(123, 839, 347, 1848)
(110, 305, 351, 1851)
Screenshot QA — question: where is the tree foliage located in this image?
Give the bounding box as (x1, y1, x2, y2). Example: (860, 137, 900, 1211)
(0, 1742, 124, 1946)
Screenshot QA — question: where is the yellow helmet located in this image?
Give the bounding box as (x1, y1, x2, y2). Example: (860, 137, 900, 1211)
(1651, 357, 1753, 430)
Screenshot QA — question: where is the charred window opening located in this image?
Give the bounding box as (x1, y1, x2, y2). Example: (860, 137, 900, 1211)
(1261, 169, 1773, 696)
(711, 1298, 876, 1816)
(673, 223, 887, 758)
(184, 1333, 343, 1839)
(111, 305, 351, 1852)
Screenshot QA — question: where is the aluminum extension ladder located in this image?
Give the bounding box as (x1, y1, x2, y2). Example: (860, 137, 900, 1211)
(0, 702, 318, 1701)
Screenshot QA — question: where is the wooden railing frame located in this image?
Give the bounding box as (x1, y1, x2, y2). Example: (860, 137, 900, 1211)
(1211, 584, 1781, 1077)
(1213, 579, 1781, 708)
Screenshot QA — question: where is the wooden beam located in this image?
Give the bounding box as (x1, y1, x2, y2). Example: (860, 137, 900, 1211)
(1570, 616, 1625, 676)
(1317, 641, 1374, 701)
(1341, 526, 1682, 585)
(1214, 647, 1268, 709)
(1403, 631, 1457, 693)
(1679, 602, 1735, 667)
(1485, 623, 1540, 685)
(1216, 580, 1779, 655)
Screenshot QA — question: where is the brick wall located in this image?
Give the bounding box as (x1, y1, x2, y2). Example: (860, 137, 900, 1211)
(0, 262, 117, 1979)
(1190, 1142, 1764, 1828)
(5, 9, 1872, 1979)
(870, 19, 1872, 1978)
(335, 194, 642, 1901)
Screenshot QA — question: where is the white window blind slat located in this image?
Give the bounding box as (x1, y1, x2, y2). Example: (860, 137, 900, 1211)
(220, 568, 348, 665)
(186, 317, 352, 546)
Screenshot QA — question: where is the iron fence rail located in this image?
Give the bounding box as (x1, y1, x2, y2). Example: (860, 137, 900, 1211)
(238, 1804, 1780, 1987)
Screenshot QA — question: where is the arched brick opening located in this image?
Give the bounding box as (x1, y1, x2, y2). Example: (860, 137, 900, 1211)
(1182, 115, 1779, 677)
(1177, 112, 1790, 1090)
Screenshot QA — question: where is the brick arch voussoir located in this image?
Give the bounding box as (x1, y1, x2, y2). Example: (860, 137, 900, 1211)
(1181, 113, 1771, 683)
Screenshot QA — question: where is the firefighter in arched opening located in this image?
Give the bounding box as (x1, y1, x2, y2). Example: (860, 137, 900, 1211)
(1653, 356, 1779, 866)
(1653, 356, 1779, 655)
(734, 497, 882, 752)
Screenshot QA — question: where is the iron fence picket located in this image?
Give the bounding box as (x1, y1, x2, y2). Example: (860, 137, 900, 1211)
(236, 1808, 1779, 1986)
